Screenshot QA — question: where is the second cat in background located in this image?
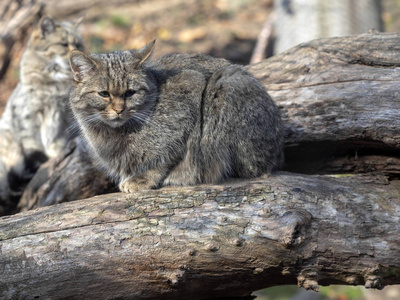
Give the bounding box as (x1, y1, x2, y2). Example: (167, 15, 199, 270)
(69, 40, 284, 193)
(0, 16, 83, 208)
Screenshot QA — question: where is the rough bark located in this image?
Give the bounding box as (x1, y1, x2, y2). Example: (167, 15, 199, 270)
(247, 32, 400, 176)
(1, 173, 400, 299)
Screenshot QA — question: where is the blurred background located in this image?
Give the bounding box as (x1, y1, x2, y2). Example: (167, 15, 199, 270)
(0, 0, 399, 299)
(2, 0, 400, 115)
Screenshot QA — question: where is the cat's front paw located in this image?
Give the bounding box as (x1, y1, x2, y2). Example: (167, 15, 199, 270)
(119, 177, 152, 193)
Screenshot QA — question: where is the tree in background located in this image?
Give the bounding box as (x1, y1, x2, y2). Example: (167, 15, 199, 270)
(274, 0, 383, 54)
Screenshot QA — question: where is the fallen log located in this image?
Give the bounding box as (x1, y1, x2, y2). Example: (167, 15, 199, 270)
(248, 32, 400, 176)
(1, 173, 399, 299)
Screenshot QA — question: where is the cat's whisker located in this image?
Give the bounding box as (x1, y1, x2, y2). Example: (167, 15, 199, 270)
(133, 111, 159, 127)
(82, 114, 102, 125)
(132, 115, 148, 125)
(64, 121, 83, 139)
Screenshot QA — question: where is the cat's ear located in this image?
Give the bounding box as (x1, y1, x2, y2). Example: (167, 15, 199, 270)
(39, 16, 56, 38)
(136, 40, 156, 66)
(69, 50, 98, 82)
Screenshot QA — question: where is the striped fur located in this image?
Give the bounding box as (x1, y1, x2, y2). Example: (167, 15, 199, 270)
(69, 41, 284, 193)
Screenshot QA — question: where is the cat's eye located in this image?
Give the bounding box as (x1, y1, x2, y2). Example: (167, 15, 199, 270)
(124, 90, 136, 98)
(98, 91, 110, 98)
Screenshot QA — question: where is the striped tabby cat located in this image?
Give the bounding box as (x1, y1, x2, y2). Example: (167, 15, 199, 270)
(69, 40, 284, 193)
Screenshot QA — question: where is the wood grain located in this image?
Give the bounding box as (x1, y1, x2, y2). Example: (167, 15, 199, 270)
(248, 32, 400, 175)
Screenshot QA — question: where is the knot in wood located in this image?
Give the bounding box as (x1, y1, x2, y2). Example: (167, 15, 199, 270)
(168, 274, 180, 286)
(279, 209, 312, 248)
(187, 249, 196, 256)
(302, 279, 319, 292)
(166, 269, 186, 287)
(218, 216, 228, 223)
(233, 238, 244, 247)
(205, 243, 219, 252)
(281, 267, 292, 276)
(297, 275, 319, 292)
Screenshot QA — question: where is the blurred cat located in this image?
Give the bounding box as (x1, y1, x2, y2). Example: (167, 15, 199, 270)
(0, 16, 84, 213)
(69, 40, 284, 193)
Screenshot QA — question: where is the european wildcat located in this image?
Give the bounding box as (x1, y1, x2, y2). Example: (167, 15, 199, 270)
(0, 16, 84, 211)
(69, 40, 284, 193)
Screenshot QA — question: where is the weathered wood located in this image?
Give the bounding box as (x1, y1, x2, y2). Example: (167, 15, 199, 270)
(1, 173, 399, 299)
(247, 32, 400, 176)
(18, 138, 115, 211)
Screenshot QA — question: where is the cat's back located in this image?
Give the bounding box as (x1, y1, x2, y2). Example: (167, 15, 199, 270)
(152, 53, 231, 77)
(152, 51, 284, 183)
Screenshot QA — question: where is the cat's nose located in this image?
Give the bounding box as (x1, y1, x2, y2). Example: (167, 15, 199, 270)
(114, 108, 124, 114)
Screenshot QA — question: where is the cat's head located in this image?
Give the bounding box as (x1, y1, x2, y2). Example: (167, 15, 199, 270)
(20, 16, 84, 85)
(69, 41, 158, 129)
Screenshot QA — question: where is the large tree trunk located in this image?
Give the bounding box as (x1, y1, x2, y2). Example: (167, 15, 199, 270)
(273, 0, 383, 54)
(1, 32, 400, 298)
